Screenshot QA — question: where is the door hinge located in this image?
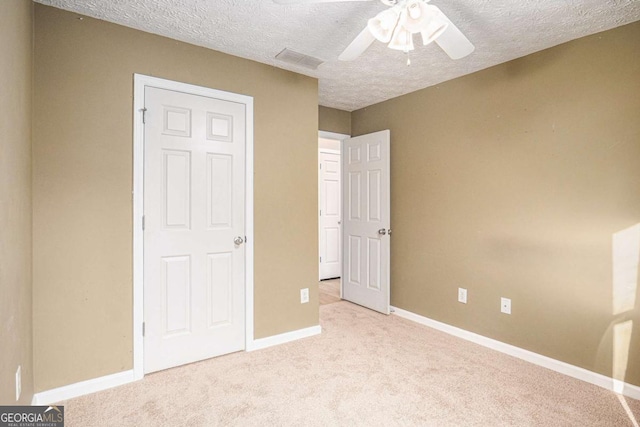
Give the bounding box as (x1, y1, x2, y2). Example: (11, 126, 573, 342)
(142, 215, 145, 230)
(140, 107, 147, 124)
(142, 322, 145, 337)
(244, 236, 247, 243)
(319, 163, 322, 169)
(320, 256, 322, 263)
(319, 210, 322, 216)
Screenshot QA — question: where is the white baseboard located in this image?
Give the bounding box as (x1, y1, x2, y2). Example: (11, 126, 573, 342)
(247, 325, 322, 352)
(32, 370, 136, 405)
(391, 306, 640, 401)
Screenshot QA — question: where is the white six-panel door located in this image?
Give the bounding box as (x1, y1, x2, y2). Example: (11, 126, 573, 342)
(319, 151, 341, 280)
(143, 86, 246, 373)
(342, 130, 390, 314)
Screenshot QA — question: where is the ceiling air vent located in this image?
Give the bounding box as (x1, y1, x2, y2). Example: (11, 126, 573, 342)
(275, 48, 324, 70)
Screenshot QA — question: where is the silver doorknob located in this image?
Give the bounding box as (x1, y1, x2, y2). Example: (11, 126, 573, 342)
(378, 228, 387, 235)
(234, 236, 244, 245)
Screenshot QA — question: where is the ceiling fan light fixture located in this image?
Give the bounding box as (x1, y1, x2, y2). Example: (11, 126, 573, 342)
(401, 0, 430, 33)
(331, 0, 475, 62)
(367, 8, 400, 43)
(400, 2, 448, 46)
(420, 14, 448, 45)
(388, 23, 414, 52)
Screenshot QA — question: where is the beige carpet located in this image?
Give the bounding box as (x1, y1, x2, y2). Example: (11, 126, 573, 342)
(62, 301, 640, 426)
(319, 278, 341, 305)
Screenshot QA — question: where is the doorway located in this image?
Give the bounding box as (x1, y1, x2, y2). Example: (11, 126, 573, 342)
(319, 148, 341, 280)
(318, 131, 348, 304)
(317, 130, 391, 314)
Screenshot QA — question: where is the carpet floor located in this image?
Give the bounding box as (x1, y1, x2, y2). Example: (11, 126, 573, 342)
(61, 301, 640, 426)
(319, 279, 341, 306)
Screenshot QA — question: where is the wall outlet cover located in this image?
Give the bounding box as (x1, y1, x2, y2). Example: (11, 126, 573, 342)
(501, 297, 512, 314)
(458, 288, 467, 304)
(300, 288, 309, 304)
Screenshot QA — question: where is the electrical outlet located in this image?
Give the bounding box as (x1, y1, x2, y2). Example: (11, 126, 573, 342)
(300, 288, 309, 304)
(501, 297, 511, 314)
(15, 365, 21, 401)
(458, 288, 467, 304)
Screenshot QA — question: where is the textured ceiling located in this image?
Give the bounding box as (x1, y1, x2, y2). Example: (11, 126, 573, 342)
(35, 0, 640, 111)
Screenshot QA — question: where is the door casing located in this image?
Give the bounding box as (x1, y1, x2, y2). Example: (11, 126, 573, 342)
(132, 74, 254, 379)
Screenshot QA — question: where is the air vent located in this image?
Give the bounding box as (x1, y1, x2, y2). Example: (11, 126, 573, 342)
(275, 48, 324, 70)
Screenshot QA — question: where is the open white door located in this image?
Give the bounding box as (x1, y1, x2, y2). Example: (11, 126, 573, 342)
(342, 130, 390, 314)
(319, 150, 341, 280)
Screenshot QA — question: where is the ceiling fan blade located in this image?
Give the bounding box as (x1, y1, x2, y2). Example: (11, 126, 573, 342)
(273, 0, 371, 4)
(338, 27, 376, 61)
(431, 6, 475, 60)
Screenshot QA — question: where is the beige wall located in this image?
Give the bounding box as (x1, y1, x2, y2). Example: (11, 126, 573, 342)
(319, 106, 351, 135)
(352, 21, 640, 387)
(0, 1, 34, 405)
(33, 4, 318, 392)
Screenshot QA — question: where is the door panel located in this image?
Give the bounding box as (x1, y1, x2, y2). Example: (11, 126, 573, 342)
(144, 86, 245, 373)
(368, 170, 381, 221)
(367, 238, 381, 290)
(206, 154, 233, 228)
(348, 172, 361, 220)
(319, 151, 342, 280)
(325, 228, 340, 263)
(342, 130, 390, 314)
(162, 255, 191, 335)
(207, 252, 232, 327)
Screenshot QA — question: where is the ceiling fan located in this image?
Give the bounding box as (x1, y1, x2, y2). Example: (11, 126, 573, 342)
(273, 0, 475, 62)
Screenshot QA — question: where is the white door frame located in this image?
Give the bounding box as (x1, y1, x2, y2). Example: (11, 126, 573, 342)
(319, 131, 350, 141)
(133, 74, 254, 380)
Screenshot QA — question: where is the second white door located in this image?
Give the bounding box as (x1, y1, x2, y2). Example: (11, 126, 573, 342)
(143, 86, 246, 373)
(319, 151, 341, 280)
